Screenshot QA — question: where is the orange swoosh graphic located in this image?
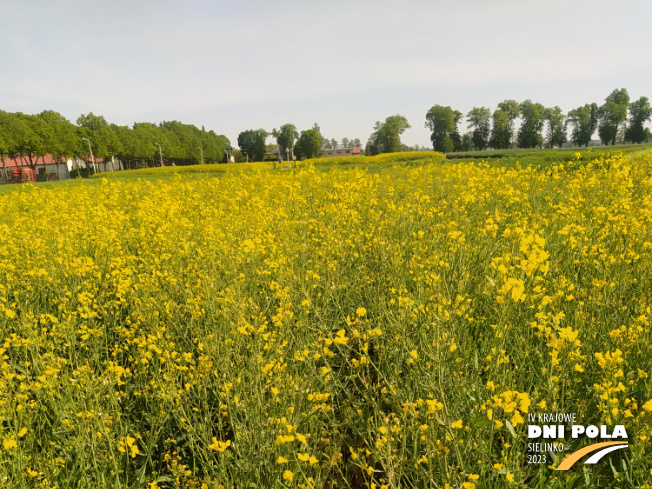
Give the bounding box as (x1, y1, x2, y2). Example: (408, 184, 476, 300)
(556, 441, 628, 470)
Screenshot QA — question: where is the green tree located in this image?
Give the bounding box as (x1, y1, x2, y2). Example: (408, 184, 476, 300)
(39, 110, 79, 176)
(340, 137, 362, 149)
(298, 129, 322, 159)
(450, 130, 463, 152)
(489, 110, 511, 149)
(160, 121, 198, 165)
(598, 88, 630, 145)
(309, 124, 324, 150)
(497, 99, 520, 120)
(14, 113, 53, 170)
(131, 122, 164, 165)
(159, 125, 185, 162)
(76, 112, 122, 169)
(110, 124, 136, 169)
(517, 100, 546, 148)
(366, 122, 382, 155)
(466, 107, 491, 150)
(237, 129, 268, 161)
(200, 130, 229, 164)
(624, 96, 652, 143)
(0, 115, 7, 155)
(0, 110, 11, 157)
(1, 113, 26, 161)
(461, 132, 474, 151)
(497, 99, 520, 145)
(159, 121, 229, 165)
(0, 110, 12, 179)
(272, 124, 299, 158)
(425, 105, 461, 153)
(368, 115, 411, 154)
(567, 103, 599, 147)
(487, 99, 522, 150)
(544, 106, 567, 149)
(379, 115, 411, 153)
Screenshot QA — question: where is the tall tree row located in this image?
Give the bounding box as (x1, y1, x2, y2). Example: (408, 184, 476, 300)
(425, 88, 651, 153)
(0, 110, 231, 169)
(237, 123, 365, 160)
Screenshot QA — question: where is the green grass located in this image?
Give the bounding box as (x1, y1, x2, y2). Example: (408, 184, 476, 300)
(446, 144, 652, 169)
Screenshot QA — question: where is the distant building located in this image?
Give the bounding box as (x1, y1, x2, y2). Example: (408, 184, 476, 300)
(0, 154, 124, 182)
(321, 147, 361, 158)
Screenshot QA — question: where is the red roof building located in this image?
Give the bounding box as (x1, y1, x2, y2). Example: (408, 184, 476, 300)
(321, 147, 361, 158)
(1, 155, 123, 182)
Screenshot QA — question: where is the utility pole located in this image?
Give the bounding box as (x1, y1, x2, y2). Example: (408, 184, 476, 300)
(154, 143, 164, 167)
(81, 138, 96, 174)
(197, 147, 204, 164)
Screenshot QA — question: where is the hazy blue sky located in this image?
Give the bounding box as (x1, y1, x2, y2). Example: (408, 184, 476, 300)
(1, 0, 650, 147)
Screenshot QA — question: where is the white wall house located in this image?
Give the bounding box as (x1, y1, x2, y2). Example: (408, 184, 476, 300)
(0, 155, 125, 183)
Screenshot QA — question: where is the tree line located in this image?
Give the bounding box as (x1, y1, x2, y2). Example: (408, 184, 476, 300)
(0, 110, 230, 170)
(236, 124, 365, 162)
(425, 88, 651, 153)
(237, 88, 650, 162)
(3, 88, 650, 172)
(237, 119, 427, 162)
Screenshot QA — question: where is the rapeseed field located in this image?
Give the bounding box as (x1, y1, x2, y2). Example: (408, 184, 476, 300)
(0, 152, 651, 488)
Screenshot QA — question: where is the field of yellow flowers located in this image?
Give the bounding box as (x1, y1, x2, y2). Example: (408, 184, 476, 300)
(1, 151, 651, 488)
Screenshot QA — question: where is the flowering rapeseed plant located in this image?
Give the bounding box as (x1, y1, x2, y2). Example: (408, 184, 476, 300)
(0, 151, 650, 487)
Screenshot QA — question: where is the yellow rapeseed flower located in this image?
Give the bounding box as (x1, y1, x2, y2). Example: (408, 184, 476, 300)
(3, 439, 17, 450)
(209, 438, 231, 452)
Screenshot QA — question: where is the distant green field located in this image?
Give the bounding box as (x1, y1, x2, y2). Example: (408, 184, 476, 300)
(2, 146, 650, 194)
(81, 152, 447, 181)
(446, 144, 652, 168)
(301, 150, 444, 166)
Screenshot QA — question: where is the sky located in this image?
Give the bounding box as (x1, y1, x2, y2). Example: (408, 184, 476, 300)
(1, 0, 651, 148)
